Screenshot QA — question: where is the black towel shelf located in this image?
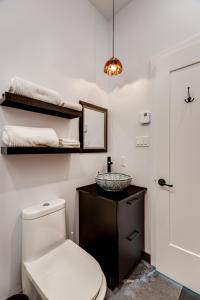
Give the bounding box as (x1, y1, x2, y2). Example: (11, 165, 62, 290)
(1, 147, 82, 155)
(0, 92, 82, 119)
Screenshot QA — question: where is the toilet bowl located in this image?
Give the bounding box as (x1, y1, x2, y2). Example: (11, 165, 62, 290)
(22, 199, 106, 300)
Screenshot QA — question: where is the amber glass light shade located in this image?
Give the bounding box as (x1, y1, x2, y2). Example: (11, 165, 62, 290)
(104, 57, 123, 76)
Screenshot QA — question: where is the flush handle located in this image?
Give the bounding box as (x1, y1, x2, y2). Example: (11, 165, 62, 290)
(158, 178, 173, 187)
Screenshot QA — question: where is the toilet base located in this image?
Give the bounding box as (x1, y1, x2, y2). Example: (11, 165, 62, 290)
(95, 274, 107, 300)
(22, 270, 42, 300)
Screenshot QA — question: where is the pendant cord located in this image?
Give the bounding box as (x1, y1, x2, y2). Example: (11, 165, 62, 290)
(113, 0, 114, 57)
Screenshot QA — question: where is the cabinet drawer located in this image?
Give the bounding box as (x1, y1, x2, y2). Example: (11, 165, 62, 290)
(118, 228, 144, 281)
(118, 192, 144, 238)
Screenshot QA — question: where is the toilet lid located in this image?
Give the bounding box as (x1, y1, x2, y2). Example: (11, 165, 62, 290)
(24, 240, 104, 300)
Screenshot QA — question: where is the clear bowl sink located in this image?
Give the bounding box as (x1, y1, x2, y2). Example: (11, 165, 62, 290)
(95, 173, 132, 192)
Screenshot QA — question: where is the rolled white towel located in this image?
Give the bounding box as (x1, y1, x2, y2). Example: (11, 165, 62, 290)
(9, 77, 62, 106)
(61, 100, 83, 112)
(2, 125, 59, 147)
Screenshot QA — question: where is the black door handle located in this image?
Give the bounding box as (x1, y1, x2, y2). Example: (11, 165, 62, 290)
(158, 178, 173, 187)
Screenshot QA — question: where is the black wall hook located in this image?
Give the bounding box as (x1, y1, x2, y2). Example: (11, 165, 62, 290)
(185, 87, 195, 103)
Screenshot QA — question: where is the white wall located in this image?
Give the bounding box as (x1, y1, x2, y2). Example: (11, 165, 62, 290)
(108, 0, 200, 256)
(0, 1, 109, 299)
(2, 1, 200, 298)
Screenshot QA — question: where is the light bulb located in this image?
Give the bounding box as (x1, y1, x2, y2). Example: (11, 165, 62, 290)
(110, 64, 117, 72)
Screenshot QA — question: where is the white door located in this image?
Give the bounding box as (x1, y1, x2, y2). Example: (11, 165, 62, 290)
(155, 38, 200, 294)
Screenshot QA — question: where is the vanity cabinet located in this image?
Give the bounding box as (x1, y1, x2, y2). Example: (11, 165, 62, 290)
(77, 184, 146, 289)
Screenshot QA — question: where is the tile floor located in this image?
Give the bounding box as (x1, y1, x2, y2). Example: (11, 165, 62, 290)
(179, 287, 200, 300)
(105, 261, 200, 300)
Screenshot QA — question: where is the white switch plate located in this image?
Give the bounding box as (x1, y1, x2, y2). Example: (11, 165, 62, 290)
(136, 136, 150, 147)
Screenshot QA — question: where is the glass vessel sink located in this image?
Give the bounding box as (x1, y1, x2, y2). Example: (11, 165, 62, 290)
(95, 173, 132, 192)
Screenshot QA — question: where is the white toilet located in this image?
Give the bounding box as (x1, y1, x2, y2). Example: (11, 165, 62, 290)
(22, 199, 107, 300)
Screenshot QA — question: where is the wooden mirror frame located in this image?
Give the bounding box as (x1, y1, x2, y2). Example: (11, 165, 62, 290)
(79, 101, 108, 153)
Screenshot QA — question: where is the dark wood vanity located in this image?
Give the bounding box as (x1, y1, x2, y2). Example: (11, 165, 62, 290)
(77, 183, 146, 289)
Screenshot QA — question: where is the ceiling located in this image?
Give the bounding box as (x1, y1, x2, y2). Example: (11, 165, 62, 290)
(88, 0, 133, 20)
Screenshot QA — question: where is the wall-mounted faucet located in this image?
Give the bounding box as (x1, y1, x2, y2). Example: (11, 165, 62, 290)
(107, 156, 113, 173)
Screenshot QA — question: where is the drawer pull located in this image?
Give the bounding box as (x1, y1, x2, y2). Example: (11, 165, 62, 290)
(126, 197, 139, 205)
(126, 230, 139, 241)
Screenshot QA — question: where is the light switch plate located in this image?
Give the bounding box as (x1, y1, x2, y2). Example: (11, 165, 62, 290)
(136, 136, 150, 147)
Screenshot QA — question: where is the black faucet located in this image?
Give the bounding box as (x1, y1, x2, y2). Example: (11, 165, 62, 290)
(107, 156, 113, 173)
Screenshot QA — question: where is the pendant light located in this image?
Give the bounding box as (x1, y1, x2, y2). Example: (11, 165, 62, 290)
(104, 0, 123, 76)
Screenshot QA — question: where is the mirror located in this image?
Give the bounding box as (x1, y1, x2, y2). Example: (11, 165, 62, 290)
(79, 101, 108, 152)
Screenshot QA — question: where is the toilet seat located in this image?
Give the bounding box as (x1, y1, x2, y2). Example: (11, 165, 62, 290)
(24, 240, 105, 300)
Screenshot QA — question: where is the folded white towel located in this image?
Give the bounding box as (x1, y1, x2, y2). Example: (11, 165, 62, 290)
(60, 145, 80, 148)
(2, 126, 59, 147)
(9, 77, 62, 106)
(59, 138, 80, 148)
(60, 138, 80, 144)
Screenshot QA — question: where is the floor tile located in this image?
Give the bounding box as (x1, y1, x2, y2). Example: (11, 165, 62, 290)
(106, 261, 182, 300)
(179, 287, 200, 300)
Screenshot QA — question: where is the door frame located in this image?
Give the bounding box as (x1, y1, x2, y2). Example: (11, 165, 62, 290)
(151, 33, 200, 271)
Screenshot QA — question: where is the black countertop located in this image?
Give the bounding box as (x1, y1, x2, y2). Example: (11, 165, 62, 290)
(77, 183, 147, 202)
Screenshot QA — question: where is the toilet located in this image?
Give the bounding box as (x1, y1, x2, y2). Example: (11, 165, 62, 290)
(22, 199, 107, 300)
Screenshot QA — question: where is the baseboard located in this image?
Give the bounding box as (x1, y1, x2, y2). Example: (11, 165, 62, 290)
(142, 251, 151, 264)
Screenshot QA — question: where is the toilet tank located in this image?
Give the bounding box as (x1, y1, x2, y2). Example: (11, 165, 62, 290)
(22, 199, 66, 262)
